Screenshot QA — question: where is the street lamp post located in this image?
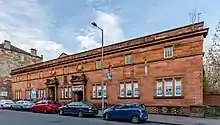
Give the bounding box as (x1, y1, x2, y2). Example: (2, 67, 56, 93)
(91, 22, 105, 115)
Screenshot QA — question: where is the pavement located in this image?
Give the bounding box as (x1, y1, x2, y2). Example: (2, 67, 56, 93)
(97, 111, 220, 125)
(0, 110, 164, 125)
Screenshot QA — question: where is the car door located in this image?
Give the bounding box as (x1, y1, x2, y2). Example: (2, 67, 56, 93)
(63, 102, 75, 115)
(112, 104, 125, 119)
(119, 104, 133, 120)
(34, 101, 42, 111)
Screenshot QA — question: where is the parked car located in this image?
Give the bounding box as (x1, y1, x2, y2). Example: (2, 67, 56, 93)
(11, 100, 34, 111)
(103, 102, 148, 124)
(0, 100, 15, 109)
(58, 101, 98, 117)
(31, 100, 59, 113)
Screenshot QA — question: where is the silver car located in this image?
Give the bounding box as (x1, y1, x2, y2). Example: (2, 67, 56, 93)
(0, 100, 14, 109)
(11, 100, 34, 111)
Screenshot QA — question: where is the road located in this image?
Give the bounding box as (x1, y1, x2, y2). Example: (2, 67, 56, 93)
(0, 110, 164, 125)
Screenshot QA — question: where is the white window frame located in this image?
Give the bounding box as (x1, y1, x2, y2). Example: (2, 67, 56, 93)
(164, 46, 173, 58)
(64, 88, 68, 98)
(156, 79, 163, 97)
(126, 82, 132, 97)
(164, 79, 173, 97)
(92, 85, 96, 98)
(119, 83, 125, 97)
(97, 85, 102, 98)
(125, 54, 132, 65)
(133, 81, 139, 97)
(61, 88, 64, 99)
(39, 71, 43, 78)
(175, 78, 182, 96)
(96, 60, 101, 69)
(68, 87, 72, 98)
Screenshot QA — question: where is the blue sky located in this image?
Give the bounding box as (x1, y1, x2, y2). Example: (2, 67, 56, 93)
(0, 0, 220, 60)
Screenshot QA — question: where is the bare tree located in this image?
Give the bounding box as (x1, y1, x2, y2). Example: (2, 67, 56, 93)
(204, 22, 220, 93)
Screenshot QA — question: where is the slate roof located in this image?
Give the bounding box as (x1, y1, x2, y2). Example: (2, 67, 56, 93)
(0, 43, 42, 59)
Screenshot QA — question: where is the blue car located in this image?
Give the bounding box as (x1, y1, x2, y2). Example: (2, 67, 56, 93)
(103, 102, 148, 124)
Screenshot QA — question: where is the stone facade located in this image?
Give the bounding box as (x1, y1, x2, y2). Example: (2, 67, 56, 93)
(0, 40, 43, 99)
(11, 22, 208, 107)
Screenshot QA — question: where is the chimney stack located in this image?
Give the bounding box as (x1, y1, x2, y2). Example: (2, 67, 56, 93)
(3, 40, 11, 50)
(30, 48, 37, 56)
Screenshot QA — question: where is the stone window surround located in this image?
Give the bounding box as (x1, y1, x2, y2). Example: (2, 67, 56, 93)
(125, 53, 132, 65)
(91, 83, 107, 99)
(154, 77, 184, 99)
(39, 71, 43, 78)
(118, 80, 139, 99)
(60, 86, 72, 99)
(15, 90, 22, 100)
(164, 46, 173, 59)
(95, 60, 101, 69)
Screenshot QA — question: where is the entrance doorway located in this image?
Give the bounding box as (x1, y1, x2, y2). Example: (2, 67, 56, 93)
(74, 91, 83, 102)
(48, 87, 55, 100)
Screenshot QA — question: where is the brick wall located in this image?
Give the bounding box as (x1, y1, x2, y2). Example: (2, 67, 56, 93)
(203, 94, 220, 106)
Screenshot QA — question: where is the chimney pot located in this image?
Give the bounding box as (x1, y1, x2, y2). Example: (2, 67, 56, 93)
(3, 40, 11, 50)
(30, 48, 37, 56)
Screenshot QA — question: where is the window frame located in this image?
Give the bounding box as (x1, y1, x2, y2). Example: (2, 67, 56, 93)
(60, 86, 72, 99)
(25, 89, 31, 99)
(15, 90, 22, 100)
(38, 89, 46, 99)
(119, 81, 139, 98)
(125, 53, 132, 65)
(39, 71, 43, 78)
(95, 60, 101, 69)
(155, 77, 183, 99)
(91, 83, 107, 99)
(164, 46, 173, 58)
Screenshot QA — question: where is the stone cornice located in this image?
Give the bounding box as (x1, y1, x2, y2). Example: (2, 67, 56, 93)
(11, 22, 208, 75)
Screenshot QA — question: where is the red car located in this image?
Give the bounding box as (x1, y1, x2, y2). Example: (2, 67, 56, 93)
(32, 100, 59, 113)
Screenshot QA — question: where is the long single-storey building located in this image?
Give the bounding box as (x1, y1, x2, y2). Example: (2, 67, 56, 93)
(11, 22, 208, 114)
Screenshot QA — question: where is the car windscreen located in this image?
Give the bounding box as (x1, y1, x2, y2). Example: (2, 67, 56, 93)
(81, 102, 93, 106)
(48, 101, 57, 104)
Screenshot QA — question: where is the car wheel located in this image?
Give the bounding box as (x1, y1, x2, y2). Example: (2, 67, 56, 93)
(20, 107, 23, 111)
(59, 109, 64, 116)
(10, 106, 13, 110)
(77, 111, 83, 117)
(131, 116, 140, 124)
(43, 109, 47, 114)
(31, 108, 35, 112)
(104, 113, 111, 120)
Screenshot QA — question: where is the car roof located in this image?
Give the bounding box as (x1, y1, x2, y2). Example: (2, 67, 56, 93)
(118, 102, 140, 105)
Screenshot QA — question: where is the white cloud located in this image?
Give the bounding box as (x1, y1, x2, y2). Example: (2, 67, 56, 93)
(0, 0, 70, 60)
(76, 11, 125, 50)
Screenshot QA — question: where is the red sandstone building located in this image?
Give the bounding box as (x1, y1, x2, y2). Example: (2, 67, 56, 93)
(11, 22, 208, 110)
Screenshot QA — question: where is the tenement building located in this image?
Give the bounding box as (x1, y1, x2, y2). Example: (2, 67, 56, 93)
(0, 40, 43, 99)
(11, 22, 208, 111)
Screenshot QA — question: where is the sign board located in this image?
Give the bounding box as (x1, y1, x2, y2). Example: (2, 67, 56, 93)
(0, 91, 8, 97)
(72, 85, 83, 92)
